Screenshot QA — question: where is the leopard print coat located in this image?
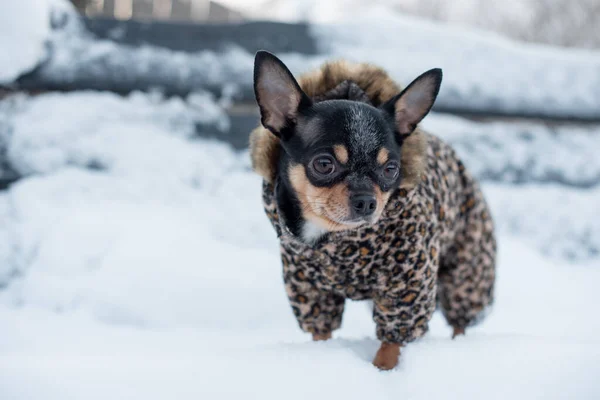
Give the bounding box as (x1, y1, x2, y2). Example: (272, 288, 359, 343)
(252, 61, 496, 345)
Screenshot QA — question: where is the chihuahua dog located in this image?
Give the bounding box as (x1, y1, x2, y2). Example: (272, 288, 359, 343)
(250, 51, 496, 370)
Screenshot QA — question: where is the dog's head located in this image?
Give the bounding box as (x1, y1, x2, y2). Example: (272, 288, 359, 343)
(253, 51, 442, 243)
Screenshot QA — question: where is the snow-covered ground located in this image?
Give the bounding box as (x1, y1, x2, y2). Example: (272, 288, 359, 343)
(0, 90, 599, 399)
(0, 0, 52, 83)
(1, 239, 599, 400)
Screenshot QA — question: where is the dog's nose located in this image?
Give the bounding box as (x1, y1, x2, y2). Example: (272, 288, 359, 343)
(351, 194, 377, 217)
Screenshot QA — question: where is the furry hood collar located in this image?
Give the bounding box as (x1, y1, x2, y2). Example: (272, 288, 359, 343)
(249, 59, 427, 191)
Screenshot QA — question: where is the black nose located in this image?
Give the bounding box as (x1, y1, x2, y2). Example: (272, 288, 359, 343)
(350, 194, 377, 217)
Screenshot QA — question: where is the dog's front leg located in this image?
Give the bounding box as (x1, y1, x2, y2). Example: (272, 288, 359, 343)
(371, 290, 435, 370)
(312, 332, 332, 341)
(284, 277, 345, 340)
(371, 297, 404, 370)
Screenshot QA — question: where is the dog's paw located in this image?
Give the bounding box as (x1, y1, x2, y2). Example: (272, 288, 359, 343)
(452, 326, 465, 339)
(312, 332, 332, 341)
(372, 342, 401, 371)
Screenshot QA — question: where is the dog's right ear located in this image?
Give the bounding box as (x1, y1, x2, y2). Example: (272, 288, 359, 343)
(253, 51, 312, 139)
(381, 68, 442, 140)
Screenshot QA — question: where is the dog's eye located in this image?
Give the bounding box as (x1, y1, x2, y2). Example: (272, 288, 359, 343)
(312, 155, 336, 176)
(383, 161, 399, 180)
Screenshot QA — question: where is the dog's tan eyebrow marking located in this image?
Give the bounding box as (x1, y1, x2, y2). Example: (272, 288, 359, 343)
(377, 148, 389, 165)
(334, 145, 349, 164)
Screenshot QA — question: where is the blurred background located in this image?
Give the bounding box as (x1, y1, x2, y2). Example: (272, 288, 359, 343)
(1, 1, 599, 398)
(74, 0, 600, 49)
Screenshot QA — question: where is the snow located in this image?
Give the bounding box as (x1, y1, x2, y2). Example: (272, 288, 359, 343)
(1, 237, 599, 399)
(0, 89, 599, 398)
(422, 113, 600, 188)
(5, 91, 228, 176)
(220, 0, 600, 50)
(484, 183, 600, 261)
(218, 0, 532, 26)
(0, 0, 53, 84)
(0, 193, 15, 284)
(29, 0, 600, 120)
(312, 11, 600, 118)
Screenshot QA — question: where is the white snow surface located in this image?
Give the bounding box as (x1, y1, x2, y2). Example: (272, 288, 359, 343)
(312, 13, 600, 118)
(0, 0, 54, 84)
(421, 114, 600, 188)
(0, 91, 599, 398)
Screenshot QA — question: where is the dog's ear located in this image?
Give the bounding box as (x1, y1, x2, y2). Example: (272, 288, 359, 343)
(253, 51, 312, 139)
(382, 68, 442, 139)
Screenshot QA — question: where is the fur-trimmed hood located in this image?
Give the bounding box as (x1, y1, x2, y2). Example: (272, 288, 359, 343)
(249, 60, 427, 190)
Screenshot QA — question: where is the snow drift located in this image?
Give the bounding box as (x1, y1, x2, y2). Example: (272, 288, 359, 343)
(0, 0, 54, 84)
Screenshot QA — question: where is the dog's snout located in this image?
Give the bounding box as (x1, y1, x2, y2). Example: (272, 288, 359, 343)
(350, 194, 377, 217)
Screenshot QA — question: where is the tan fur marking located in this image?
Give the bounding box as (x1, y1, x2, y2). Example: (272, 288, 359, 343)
(452, 327, 465, 339)
(313, 332, 332, 341)
(288, 164, 356, 231)
(373, 185, 391, 222)
(333, 145, 349, 164)
(373, 342, 401, 370)
(377, 148, 389, 165)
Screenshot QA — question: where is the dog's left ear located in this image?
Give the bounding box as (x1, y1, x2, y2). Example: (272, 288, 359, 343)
(382, 68, 442, 138)
(253, 51, 312, 139)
